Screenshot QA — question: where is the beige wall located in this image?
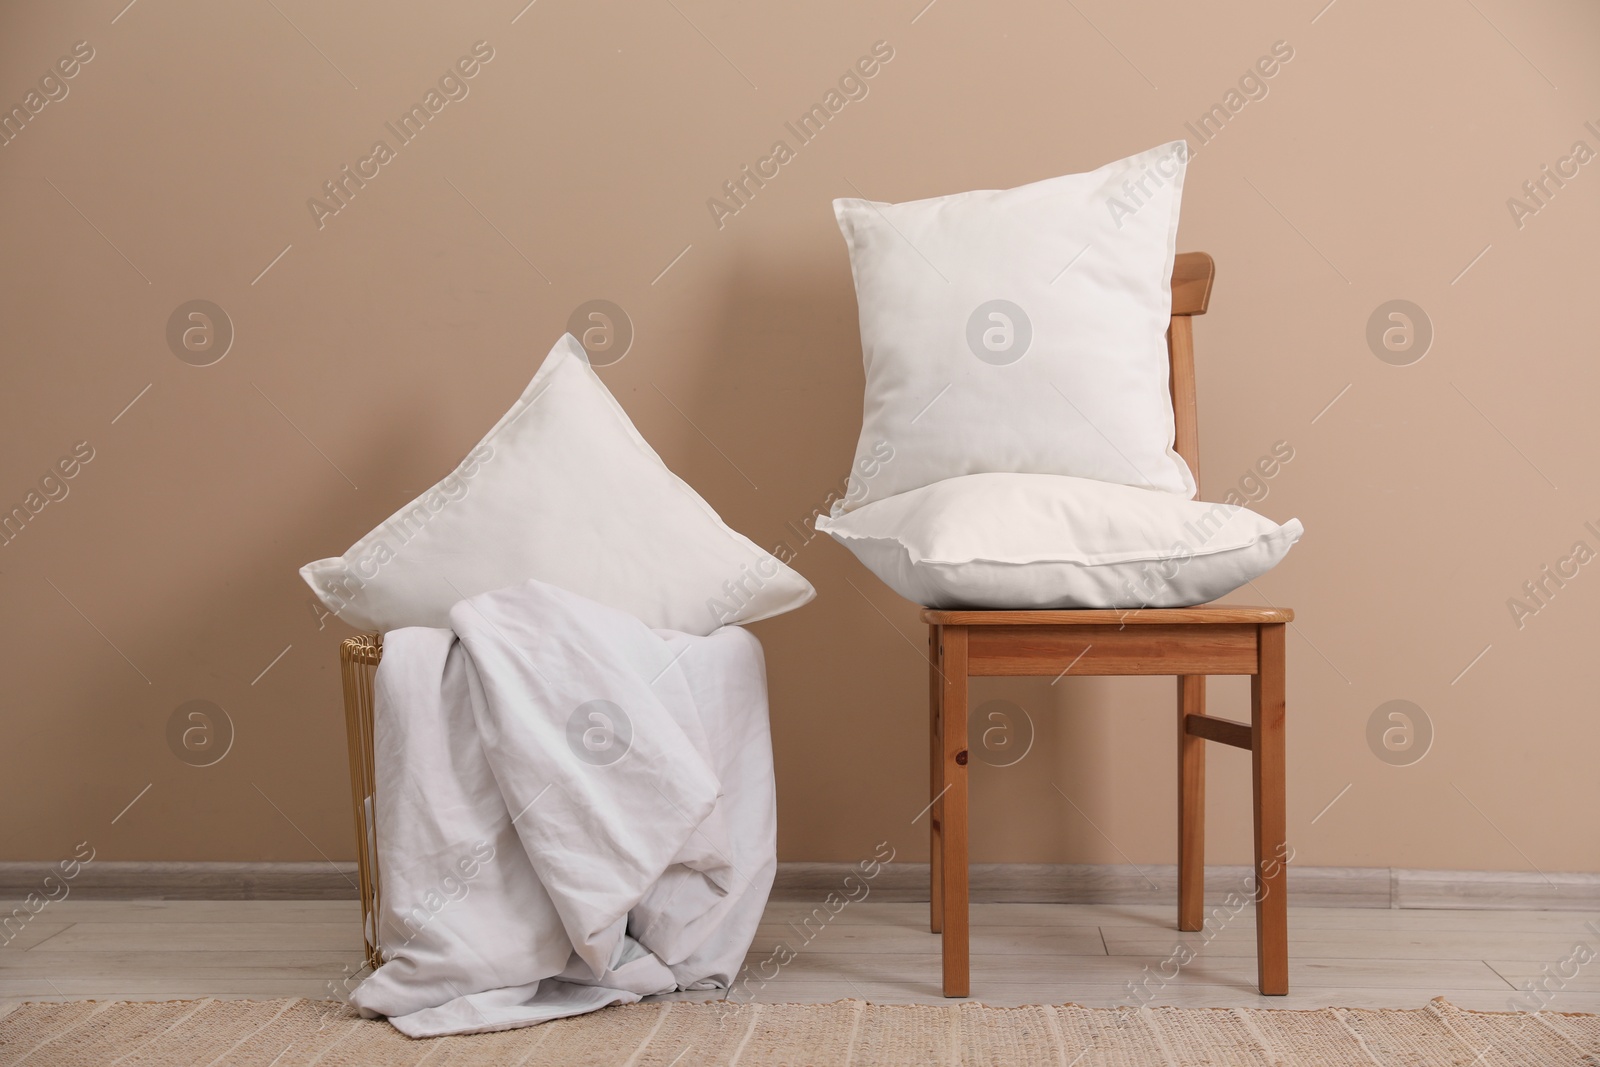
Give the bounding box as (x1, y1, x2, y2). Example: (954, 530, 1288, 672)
(3, 0, 1596, 874)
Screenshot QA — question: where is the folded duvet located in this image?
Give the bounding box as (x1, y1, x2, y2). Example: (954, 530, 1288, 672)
(349, 578, 776, 1037)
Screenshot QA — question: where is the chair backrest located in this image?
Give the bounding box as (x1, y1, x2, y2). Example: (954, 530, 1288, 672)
(1167, 252, 1214, 498)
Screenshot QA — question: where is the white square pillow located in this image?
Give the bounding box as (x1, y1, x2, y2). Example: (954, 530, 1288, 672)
(301, 334, 815, 635)
(832, 141, 1195, 515)
(815, 473, 1301, 610)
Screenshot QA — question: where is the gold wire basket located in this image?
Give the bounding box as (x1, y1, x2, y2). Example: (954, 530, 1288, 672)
(339, 633, 384, 971)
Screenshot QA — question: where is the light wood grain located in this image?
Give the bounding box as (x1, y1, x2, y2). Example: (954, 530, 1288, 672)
(1253, 908, 1600, 932)
(15, 922, 360, 954)
(3, 900, 1595, 1014)
(1252, 623, 1289, 995)
(1184, 711, 1252, 750)
(1168, 313, 1201, 495)
(750, 923, 1106, 957)
(927, 624, 942, 936)
(742, 949, 1511, 991)
(1170, 251, 1215, 317)
(0, 950, 354, 980)
(938, 626, 969, 998)
(1177, 676, 1206, 934)
(1102, 929, 1593, 960)
(0, 980, 345, 998)
(0, 923, 70, 952)
(754, 900, 1600, 933)
(921, 606, 1294, 626)
(1488, 960, 1600, 993)
(727, 984, 1556, 1013)
(967, 624, 1261, 676)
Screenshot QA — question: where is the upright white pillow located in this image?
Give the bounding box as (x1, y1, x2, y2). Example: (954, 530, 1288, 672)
(815, 473, 1301, 610)
(832, 141, 1195, 514)
(300, 335, 814, 635)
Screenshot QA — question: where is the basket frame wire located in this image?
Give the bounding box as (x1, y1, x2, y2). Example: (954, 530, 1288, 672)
(338, 633, 384, 972)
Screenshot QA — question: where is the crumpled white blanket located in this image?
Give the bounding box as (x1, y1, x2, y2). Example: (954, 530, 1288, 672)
(349, 578, 776, 1037)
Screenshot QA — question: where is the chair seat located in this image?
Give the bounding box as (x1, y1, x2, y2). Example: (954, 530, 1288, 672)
(921, 604, 1293, 626)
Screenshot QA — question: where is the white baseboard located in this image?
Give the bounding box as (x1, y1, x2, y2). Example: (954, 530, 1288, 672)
(1, 861, 1594, 909)
(0, 862, 360, 900)
(770, 863, 1600, 911)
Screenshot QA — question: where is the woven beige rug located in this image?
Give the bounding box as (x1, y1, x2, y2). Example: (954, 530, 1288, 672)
(1, 997, 1595, 1066)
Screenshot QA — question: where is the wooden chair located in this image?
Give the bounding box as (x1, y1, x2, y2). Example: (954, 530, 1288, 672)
(924, 252, 1292, 998)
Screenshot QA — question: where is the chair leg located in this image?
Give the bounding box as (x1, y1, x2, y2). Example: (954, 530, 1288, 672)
(1252, 623, 1289, 995)
(1177, 675, 1206, 933)
(929, 624, 943, 935)
(938, 626, 970, 998)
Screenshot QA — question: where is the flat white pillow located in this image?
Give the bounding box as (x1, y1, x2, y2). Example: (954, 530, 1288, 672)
(815, 473, 1301, 610)
(832, 141, 1195, 515)
(300, 334, 815, 635)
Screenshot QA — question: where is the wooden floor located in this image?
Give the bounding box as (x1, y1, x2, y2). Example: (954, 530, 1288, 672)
(1, 898, 1595, 1020)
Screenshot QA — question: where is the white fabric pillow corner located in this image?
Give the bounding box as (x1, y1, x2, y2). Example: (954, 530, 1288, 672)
(815, 473, 1301, 610)
(300, 334, 814, 635)
(832, 141, 1196, 516)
